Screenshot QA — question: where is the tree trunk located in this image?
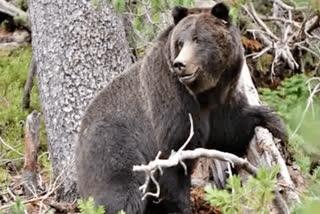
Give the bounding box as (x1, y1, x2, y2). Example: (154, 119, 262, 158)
(28, 0, 131, 202)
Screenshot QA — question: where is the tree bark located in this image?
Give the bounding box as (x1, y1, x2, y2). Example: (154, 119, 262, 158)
(28, 0, 131, 202)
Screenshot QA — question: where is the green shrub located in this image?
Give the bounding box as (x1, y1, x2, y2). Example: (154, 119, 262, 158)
(260, 75, 320, 213)
(0, 167, 11, 185)
(205, 166, 279, 214)
(9, 197, 26, 214)
(78, 197, 126, 214)
(259, 74, 320, 170)
(259, 74, 310, 121)
(78, 197, 105, 214)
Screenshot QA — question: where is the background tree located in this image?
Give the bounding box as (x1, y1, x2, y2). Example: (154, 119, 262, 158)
(27, 0, 131, 202)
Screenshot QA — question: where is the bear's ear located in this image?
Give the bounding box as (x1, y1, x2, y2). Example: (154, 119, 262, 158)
(211, 2, 231, 23)
(172, 6, 188, 25)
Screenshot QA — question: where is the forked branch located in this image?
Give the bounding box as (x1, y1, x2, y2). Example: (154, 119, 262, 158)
(133, 114, 258, 200)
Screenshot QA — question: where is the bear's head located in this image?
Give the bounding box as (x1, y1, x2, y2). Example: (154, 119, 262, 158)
(170, 3, 244, 94)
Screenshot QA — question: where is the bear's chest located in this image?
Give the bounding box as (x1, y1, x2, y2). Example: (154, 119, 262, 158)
(199, 108, 210, 144)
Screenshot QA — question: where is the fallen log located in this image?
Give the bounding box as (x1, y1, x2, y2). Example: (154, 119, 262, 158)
(0, 0, 30, 30)
(190, 3, 301, 211)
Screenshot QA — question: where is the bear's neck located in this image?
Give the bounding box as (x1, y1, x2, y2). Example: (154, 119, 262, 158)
(138, 28, 200, 150)
(197, 48, 244, 108)
(197, 88, 224, 108)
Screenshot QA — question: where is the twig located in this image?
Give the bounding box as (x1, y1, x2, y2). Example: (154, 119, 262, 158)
(0, 157, 25, 166)
(273, 0, 308, 11)
(133, 114, 195, 200)
(7, 187, 16, 201)
(0, 136, 24, 156)
(134, 148, 258, 176)
(243, 1, 320, 78)
(260, 16, 301, 28)
(247, 3, 279, 41)
(246, 46, 272, 59)
(292, 78, 320, 136)
(273, 0, 294, 11)
(0, 0, 30, 30)
(177, 114, 194, 153)
(133, 114, 258, 199)
(0, 161, 72, 211)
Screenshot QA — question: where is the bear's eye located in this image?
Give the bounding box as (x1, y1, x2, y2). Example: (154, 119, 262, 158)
(193, 37, 200, 44)
(177, 41, 184, 50)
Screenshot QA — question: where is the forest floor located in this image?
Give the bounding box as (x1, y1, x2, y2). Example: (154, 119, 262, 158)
(1, 0, 320, 212)
(0, 165, 220, 213)
(1, 35, 319, 214)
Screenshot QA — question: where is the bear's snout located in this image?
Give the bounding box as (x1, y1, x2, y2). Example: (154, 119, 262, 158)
(173, 60, 186, 73)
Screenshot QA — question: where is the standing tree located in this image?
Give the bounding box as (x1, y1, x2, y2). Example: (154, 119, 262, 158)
(28, 0, 131, 202)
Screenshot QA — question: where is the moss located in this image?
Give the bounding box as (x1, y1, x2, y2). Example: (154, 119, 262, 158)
(13, 14, 29, 28)
(18, 0, 28, 11)
(0, 167, 11, 185)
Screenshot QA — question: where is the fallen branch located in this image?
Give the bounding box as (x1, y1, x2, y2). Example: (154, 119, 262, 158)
(247, 2, 279, 41)
(0, 136, 24, 157)
(0, 0, 30, 30)
(292, 77, 320, 136)
(133, 114, 258, 201)
(133, 109, 291, 214)
(0, 0, 25, 17)
(243, 3, 300, 73)
(240, 0, 320, 78)
(260, 15, 301, 28)
(239, 60, 301, 211)
(133, 148, 258, 178)
(0, 160, 72, 211)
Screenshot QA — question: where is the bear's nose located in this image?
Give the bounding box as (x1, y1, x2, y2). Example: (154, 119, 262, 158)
(173, 60, 186, 72)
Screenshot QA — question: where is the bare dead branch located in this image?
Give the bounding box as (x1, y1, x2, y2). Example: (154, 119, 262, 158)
(134, 148, 259, 176)
(0, 0, 30, 30)
(292, 78, 320, 136)
(0, 0, 27, 17)
(247, 3, 279, 41)
(0, 161, 72, 211)
(260, 16, 301, 28)
(0, 136, 24, 156)
(273, 0, 294, 11)
(133, 114, 258, 200)
(242, 1, 320, 77)
(22, 58, 37, 110)
(240, 61, 301, 207)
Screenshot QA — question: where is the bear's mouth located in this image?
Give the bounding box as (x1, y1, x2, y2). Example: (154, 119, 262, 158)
(178, 69, 199, 84)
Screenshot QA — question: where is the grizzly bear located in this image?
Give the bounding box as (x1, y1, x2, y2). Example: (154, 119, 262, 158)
(171, 3, 287, 157)
(76, 2, 287, 214)
(75, 7, 205, 214)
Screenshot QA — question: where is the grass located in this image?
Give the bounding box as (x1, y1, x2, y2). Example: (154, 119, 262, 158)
(0, 47, 49, 174)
